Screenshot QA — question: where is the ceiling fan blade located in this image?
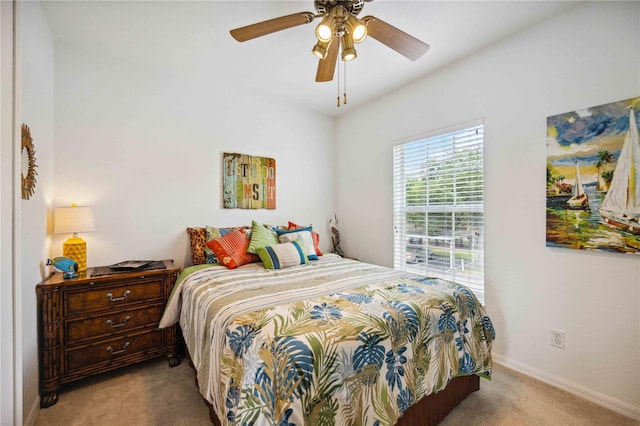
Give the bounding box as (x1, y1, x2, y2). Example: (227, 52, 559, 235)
(230, 12, 315, 42)
(362, 15, 430, 61)
(315, 37, 340, 82)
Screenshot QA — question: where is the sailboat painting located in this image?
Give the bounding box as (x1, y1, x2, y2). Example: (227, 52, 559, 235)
(600, 108, 640, 233)
(546, 96, 640, 254)
(566, 161, 589, 210)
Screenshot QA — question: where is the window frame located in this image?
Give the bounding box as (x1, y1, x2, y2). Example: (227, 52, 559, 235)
(392, 120, 485, 301)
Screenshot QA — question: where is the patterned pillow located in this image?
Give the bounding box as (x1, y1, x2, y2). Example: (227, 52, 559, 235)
(206, 230, 259, 269)
(186, 227, 207, 265)
(263, 224, 288, 233)
(256, 239, 309, 269)
(205, 225, 249, 264)
(247, 220, 279, 254)
(276, 228, 318, 261)
(288, 221, 323, 256)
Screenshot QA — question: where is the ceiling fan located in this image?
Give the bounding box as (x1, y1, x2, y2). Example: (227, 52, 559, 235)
(230, 0, 430, 83)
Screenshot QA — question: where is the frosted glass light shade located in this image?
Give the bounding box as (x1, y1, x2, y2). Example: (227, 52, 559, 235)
(315, 13, 334, 43)
(312, 39, 332, 59)
(341, 34, 357, 61)
(316, 23, 333, 42)
(346, 15, 367, 43)
(54, 205, 95, 235)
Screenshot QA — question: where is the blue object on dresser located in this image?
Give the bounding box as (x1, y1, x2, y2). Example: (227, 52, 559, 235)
(46, 257, 78, 279)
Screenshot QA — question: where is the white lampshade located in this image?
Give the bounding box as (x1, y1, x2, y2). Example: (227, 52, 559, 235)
(54, 205, 95, 235)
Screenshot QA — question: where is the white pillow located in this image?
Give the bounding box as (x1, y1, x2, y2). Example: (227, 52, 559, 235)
(277, 230, 318, 260)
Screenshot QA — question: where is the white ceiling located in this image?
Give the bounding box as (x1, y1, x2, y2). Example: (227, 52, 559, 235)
(39, 0, 579, 117)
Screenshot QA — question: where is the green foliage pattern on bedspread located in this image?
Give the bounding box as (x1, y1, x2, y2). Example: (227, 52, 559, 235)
(160, 254, 494, 426)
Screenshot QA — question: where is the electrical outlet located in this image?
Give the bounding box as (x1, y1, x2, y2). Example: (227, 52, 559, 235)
(551, 329, 565, 349)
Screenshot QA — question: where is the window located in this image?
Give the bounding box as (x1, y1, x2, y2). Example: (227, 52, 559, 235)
(393, 121, 484, 302)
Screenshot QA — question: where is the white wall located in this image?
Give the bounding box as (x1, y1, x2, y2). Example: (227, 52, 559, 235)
(20, 1, 55, 423)
(335, 1, 639, 418)
(52, 44, 336, 267)
(0, 1, 18, 424)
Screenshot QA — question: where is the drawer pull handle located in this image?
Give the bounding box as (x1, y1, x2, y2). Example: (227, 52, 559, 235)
(106, 290, 131, 302)
(106, 316, 131, 329)
(106, 341, 131, 355)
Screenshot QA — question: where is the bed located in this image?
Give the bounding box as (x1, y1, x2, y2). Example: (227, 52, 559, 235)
(159, 250, 494, 426)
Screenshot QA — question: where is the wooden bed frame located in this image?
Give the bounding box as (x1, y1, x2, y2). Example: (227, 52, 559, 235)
(394, 375, 480, 425)
(186, 353, 480, 426)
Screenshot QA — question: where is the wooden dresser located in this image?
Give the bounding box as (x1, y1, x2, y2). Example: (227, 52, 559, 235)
(37, 260, 181, 408)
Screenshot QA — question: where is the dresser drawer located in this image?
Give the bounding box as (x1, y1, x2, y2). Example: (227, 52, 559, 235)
(65, 278, 163, 315)
(65, 329, 164, 372)
(65, 304, 163, 344)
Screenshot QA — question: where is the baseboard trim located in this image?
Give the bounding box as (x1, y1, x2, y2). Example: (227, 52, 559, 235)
(493, 353, 640, 421)
(24, 396, 40, 426)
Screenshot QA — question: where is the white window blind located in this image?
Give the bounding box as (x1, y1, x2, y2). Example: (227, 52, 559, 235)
(393, 122, 485, 302)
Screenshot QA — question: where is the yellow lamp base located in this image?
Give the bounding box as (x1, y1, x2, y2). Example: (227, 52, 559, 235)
(63, 237, 87, 272)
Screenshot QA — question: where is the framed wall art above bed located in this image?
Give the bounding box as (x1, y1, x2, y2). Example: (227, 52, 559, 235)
(223, 152, 276, 209)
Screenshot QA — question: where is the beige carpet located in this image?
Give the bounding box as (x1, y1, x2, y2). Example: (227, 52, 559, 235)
(34, 359, 637, 426)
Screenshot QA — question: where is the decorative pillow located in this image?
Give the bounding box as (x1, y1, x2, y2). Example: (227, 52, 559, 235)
(247, 220, 280, 254)
(256, 239, 309, 269)
(276, 228, 318, 261)
(288, 221, 323, 257)
(206, 229, 259, 269)
(263, 224, 288, 233)
(205, 225, 250, 264)
(186, 227, 207, 265)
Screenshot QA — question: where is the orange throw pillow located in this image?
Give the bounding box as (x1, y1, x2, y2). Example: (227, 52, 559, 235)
(206, 229, 259, 269)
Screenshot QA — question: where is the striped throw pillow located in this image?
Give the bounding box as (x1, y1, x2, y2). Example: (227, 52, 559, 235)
(206, 229, 259, 269)
(256, 239, 309, 269)
(288, 221, 323, 256)
(205, 225, 250, 264)
(277, 228, 318, 260)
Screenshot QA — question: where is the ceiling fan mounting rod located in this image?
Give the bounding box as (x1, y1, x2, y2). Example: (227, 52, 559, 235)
(331, 6, 349, 37)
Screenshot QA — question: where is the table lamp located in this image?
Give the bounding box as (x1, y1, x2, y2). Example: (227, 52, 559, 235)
(54, 204, 95, 272)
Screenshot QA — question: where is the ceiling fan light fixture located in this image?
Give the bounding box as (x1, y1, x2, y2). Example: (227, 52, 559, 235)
(342, 48, 357, 61)
(346, 15, 367, 43)
(315, 15, 334, 42)
(312, 39, 331, 59)
(341, 34, 357, 61)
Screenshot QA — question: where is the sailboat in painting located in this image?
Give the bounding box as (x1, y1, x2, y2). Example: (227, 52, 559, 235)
(599, 108, 640, 233)
(566, 161, 589, 210)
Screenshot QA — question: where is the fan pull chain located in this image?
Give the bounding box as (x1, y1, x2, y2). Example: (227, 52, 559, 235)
(336, 61, 341, 107)
(343, 61, 347, 105)
(336, 61, 348, 107)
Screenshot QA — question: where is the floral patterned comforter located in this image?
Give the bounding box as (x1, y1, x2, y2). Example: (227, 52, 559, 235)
(160, 254, 494, 426)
